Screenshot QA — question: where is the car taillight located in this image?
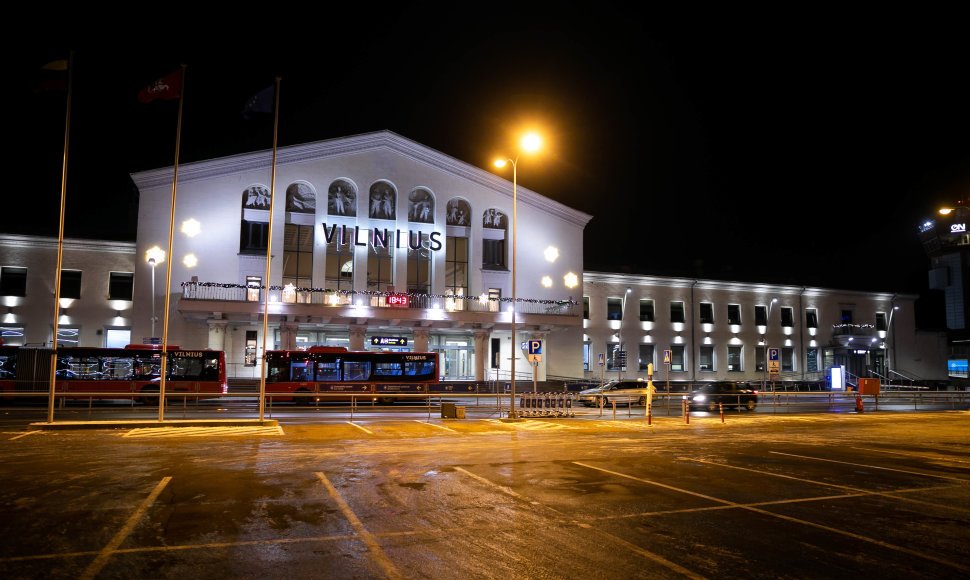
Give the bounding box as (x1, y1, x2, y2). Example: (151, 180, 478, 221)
(753, 390, 759, 394)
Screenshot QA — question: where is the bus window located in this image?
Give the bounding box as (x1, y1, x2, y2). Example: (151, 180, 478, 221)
(373, 362, 402, 377)
(315, 361, 340, 381)
(343, 361, 371, 382)
(404, 361, 435, 378)
(103, 357, 135, 380)
(290, 362, 312, 382)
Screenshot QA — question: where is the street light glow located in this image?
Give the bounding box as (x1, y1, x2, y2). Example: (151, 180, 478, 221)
(145, 246, 166, 265)
(522, 133, 541, 152)
(494, 159, 508, 168)
(939, 208, 952, 215)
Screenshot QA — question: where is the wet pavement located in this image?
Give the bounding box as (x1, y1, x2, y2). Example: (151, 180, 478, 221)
(1, 411, 969, 579)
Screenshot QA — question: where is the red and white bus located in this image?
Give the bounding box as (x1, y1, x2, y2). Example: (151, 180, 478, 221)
(0, 345, 227, 404)
(265, 346, 464, 404)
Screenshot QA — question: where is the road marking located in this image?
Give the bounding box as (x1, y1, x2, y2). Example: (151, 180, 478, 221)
(770, 451, 970, 482)
(695, 459, 970, 513)
(8, 431, 44, 440)
(80, 476, 171, 580)
(316, 471, 402, 580)
(574, 461, 970, 573)
(852, 446, 970, 465)
(122, 426, 283, 438)
(455, 466, 704, 578)
(347, 422, 374, 435)
(415, 420, 457, 432)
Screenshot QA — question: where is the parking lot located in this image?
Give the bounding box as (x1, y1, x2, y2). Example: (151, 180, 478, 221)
(2, 412, 969, 579)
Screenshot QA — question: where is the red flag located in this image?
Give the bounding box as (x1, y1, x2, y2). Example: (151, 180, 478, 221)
(138, 69, 182, 103)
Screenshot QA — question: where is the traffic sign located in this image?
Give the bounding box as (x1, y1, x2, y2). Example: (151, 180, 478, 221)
(768, 348, 780, 361)
(663, 350, 672, 365)
(598, 353, 605, 366)
(528, 340, 542, 355)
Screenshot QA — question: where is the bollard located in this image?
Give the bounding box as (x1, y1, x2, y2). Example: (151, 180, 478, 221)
(647, 403, 652, 426)
(855, 396, 864, 413)
(720, 402, 724, 423)
(684, 398, 689, 424)
(612, 399, 616, 420)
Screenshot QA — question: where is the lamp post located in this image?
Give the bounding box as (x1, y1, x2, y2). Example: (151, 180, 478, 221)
(494, 133, 541, 419)
(145, 246, 166, 340)
(762, 297, 778, 390)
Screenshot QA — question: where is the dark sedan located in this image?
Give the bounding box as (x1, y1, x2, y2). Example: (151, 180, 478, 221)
(688, 381, 758, 411)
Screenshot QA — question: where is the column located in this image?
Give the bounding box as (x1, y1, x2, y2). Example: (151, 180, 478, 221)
(279, 321, 301, 351)
(349, 324, 367, 351)
(207, 319, 229, 351)
(474, 328, 490, 381)
(413, 327, 430, 353)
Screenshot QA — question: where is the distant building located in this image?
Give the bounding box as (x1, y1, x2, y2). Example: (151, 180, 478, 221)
(0, 132, 950, 387)
(582, 272, 947, 386)
(919, 200, 970, 380)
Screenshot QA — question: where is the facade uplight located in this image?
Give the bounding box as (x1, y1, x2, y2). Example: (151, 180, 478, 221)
(564, 272, 579, 289)
(541, 276, 553, 288)
(183, 254, 198, 268)
(544, 246, 559, 262)
(181, 218, 201, 237)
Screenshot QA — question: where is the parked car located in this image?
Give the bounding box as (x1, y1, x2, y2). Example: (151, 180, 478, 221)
(578, 380, 654, 407)
(689, 382, 758, 411)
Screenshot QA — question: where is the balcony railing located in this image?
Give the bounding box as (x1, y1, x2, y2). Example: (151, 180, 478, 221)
(180, 281, 579, 316)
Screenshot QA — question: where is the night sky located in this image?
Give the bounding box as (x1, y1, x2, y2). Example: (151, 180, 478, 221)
(8, 7, 970, 324)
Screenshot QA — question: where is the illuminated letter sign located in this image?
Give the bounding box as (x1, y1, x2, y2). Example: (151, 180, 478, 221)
(951, 223, 966, 233)
(387, 295, 408, 306)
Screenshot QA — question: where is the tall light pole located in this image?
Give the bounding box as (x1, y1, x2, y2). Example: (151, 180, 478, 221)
(762, 297, 778, 390)
(145, 246, 166, 340)
(886, 305, 899, 383)
(494, 133, 541, 420)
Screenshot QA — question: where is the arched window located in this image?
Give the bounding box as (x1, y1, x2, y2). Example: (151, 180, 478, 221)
(482, 208, 508, 270)
(369, 181, 396, 220)
(446, 197, 471, 304)
(240, 185, 271, 254)
(328, 179, 357, 217)
(283, 183, 316, 302)
(407, 188, 435, 223)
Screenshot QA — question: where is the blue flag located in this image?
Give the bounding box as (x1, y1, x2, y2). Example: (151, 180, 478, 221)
(242, 85, 274, 119)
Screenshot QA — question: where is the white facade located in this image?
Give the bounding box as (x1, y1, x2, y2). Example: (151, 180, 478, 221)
(582, 272, 948, 385)
(129, 131, 590, 381)
(0, 235, 136, 348)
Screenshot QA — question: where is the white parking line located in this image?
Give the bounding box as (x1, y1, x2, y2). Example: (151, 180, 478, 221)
(415, 420, 457, 432)
(8, 431, 44, 441)
(574, 461, 970, 574)
(347, 422, 374, 435)
(770, 451, 970, 482)
(122, 426, 284, 438)
(79, 476, 172, 580)
(316, 471, 402, 580)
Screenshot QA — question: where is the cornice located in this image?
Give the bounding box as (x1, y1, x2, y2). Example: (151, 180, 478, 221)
(130, 131, 593, 229)
(0, 234, 136, 254)
(582, 271, 915, 301)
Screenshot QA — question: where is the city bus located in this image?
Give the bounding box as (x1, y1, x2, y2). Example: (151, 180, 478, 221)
(264, 346, 458, 404)
(0, 345, 227, 404)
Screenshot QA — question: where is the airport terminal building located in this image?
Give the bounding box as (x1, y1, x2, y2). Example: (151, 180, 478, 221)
(0, 132, 949, 386)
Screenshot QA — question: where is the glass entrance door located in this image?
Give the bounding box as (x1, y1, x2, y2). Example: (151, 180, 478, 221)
(437, 345, 475, 380)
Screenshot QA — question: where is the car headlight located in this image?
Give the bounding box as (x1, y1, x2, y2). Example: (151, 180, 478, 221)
(693, 395, 706, 402)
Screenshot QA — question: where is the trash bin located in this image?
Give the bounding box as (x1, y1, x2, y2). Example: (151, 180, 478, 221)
(455, 406, 466, 419)
(441, 402, 457, 418)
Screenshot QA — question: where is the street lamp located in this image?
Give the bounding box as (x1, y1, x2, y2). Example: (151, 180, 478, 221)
(145, 246, 166, 339)
(762, 297, 778, 390)
(886, 305, 900, 383)
(494, 132, 541, 419)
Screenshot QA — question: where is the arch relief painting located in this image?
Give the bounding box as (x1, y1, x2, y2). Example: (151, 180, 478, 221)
(328, 179, 357, 217)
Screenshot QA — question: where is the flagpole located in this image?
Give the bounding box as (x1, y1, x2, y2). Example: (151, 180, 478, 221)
(158, 64, 187, 422)
(259, 77, 281, 423)
(47, 51, 74, 423)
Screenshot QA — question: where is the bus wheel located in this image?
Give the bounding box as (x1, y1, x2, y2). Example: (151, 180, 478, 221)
(295, 388, 312, 406)
(378, 396, 396, 405)
(139, 386, 159, 405)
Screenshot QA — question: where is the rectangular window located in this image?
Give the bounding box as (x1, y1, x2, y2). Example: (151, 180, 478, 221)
(482, 239, 506, 270)
(639, 299, 654, 322)
(583, 297, 589, 320)
(670, 301, 685, 324)
(59, 270, 82, 300)
(445, 237, 468, 298)
(325, 241, 354, 292)
(806, 348, 819, 373)
(780, 307, 794, 328)
(0, 266, 27, 297)
(782, 347, 794, 372)
(406, 246, 432, 294)
(606, 343, 625, 371)
(108, 272, 134, 301)
(840, 309, 853, 324)
(105, 328, 131, 349)
(727, 346, 742, 371)
(56, 326, 80, 346)
(240, 220, 269, 254)
(728, 304, 741, 325)
(583, 341, 591, 371)
(875, 312, 888, 332)
(699, 303, 714, 324)
(1, 325, 26, 346)
(755, 346, 765, 372)
(639, 343, 654, 371)
(755, 305, 767, 326)
(246, 276, 261, 302)
(245, 330, 258, 366)
(491, 338, 501, 368)
(367, 245, 394, 293)
(806, 308, 818, 328)
(282, 224, 313, 298)
(670, 345, 685, 372)
(699, 346, 714, 371)
(607, 298, 622, 321)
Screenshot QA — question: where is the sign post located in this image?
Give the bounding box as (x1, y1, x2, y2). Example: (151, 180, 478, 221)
(663, 349, 672, 415)
(598, 353, 605, 388)
(527, 340, 542, 393)
(768, 347, 780, 397)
